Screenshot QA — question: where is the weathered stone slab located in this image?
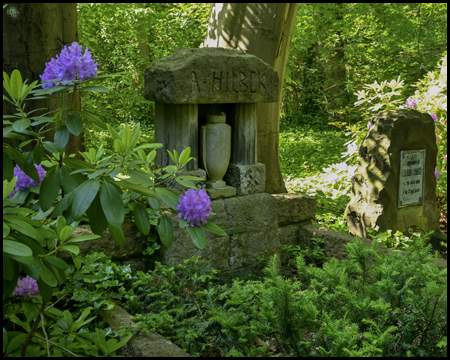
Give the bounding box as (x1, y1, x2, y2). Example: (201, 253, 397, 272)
(345, 109, 440, 238)
(271, 193, 317, 226)
(160, 193, 279, 271)
(100, 304, 190, 357)
(144, 47, 279, 104)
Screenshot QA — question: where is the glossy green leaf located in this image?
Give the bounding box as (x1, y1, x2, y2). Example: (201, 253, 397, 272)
(100, 182, 124, 228)
(43, 141, 61, 154)
(179, 147, 191, 165)
(157, 215, 174, 248)
(39, 167, 61, 211)
(66, 113, 83, 136)
(12, 119, 31, 132)
(155, 187, 179, 210)
(10, 69, 23, 100)
(86, 192, 108, 235)
(59, 226, 73, 243)
(66, 234, 101, 243)
(40, 263, 58, 286)
(188, 226, 207, 249)
(59, 245, 80, 255)
(148, 196, 160, 210)
(44, 256, 69, 270)
(54, 125, 70, 150)
(3, 240, 33, 257)
(4, 218, 42, 241)
(71, 179, 100, 220)
(108, 222, 124, 246)
(203, 221, 228, 237)
(126, 169, 154, 186)
(117, 179, 158, 198)
(33, 143, 44, 164)
(134, 203, 150, 236)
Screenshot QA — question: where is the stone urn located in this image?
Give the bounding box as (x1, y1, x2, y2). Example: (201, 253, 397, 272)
(200, 113, 231, 189)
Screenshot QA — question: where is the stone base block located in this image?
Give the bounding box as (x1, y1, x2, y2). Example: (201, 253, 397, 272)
(224, 163, 265, 195)
(271, 193, 317, 226)
(160, 193, 278, 271)
(206, 185, 236, 200)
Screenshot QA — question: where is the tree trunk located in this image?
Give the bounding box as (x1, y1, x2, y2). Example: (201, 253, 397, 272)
(3, 3, 83, 158)
(202, 3, 298, 193)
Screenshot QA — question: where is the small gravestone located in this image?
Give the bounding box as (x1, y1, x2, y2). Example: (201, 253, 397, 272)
(345, 109, 440, 238)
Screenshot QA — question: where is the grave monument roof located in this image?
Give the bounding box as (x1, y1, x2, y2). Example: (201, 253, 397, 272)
(144, 47, 279, 104)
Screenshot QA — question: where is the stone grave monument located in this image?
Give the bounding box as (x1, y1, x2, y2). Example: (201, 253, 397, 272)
(144, 47, 317, 270)
(345, 109, 440, 238)
(144, 47, 278, 199)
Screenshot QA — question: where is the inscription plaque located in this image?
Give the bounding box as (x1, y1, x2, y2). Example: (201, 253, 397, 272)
(398, 149, 425, 207)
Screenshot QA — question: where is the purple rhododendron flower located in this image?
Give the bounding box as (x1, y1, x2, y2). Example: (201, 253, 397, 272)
(429, 112, 437, 121)
(13, 164, 46, 191)
(435, 168, 440, 179)
(40, 42, 98, 89)
(13, 276, 40, 297)
(367, 122, 371, 130)
(177, 188, 212, 227)
(405, 97, 417, 108)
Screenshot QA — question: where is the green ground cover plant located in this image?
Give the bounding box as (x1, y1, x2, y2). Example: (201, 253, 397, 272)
(120, 237, 447, 357)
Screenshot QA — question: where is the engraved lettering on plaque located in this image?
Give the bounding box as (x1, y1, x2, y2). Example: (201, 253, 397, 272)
(398, 149, 425, 208)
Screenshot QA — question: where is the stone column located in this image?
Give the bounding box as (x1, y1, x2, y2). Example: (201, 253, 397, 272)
(225, 103, 266, 195)
(154, 102, 199, 171)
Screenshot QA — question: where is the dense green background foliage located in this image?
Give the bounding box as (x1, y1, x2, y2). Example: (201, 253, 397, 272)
(284, 3, 447, 123)
(77, 3, 211, 148)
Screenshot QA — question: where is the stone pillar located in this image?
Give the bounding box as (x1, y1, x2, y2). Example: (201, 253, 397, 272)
(154, 102, 199, 171)
(231, 103, 257, 164)
(225, 103, 266, 195)
(345, 109, 440, 238)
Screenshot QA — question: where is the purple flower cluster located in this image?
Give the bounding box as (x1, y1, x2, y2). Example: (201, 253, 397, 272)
(429, 112, 437, 122)
(8, 164, 46, 197)
(13, 276, 40, 297)
(40, 42, 98, 89)
(405, 97, 417, 108)
(177, 188, 212, 227)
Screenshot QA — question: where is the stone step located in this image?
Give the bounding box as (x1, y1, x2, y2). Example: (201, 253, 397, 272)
(99, 304, 190, 357)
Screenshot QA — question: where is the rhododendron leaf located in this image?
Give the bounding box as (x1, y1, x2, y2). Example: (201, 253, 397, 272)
(175, 177, 197, 189)
(134, 203, 150, 236)
(86, 192, 108, 235)
(188, 226, 207, 249)
(12, 119, 31, 133)
(179, 147, 191, 165)
(100, 182, 124, 228)
(39, 167, 60, 211)
(3, 240, 33, 257)
(54, 126, 70, 150)
(155, 187, 179, 210)
(71, 179, 100, 220)
(40, 264, 57, 287)
(10, 69, 23, 100)
(43, 141, 61, 154)
(158, 215, 174, 248)
(66, 114, 83, 136)
(203, 221, 227, 237)
(148, 197, 160, 210)
(44, 255, 69, 270)
(108, 222, 124, 246)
